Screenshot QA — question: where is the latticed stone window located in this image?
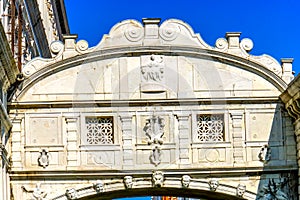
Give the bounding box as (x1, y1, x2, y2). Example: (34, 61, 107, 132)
(85, 117, 114, 144)
(197, 114, 224, 142)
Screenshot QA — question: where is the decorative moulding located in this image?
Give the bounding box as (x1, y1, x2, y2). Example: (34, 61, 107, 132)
(20, 18, 290, 85)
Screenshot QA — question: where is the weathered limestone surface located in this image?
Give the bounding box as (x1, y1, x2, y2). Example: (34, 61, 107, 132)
(8, 19, 298, 199)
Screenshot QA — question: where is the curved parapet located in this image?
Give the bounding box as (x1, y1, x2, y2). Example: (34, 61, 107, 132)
(94, 18, 210, 50)
(20, 18, 293, 87)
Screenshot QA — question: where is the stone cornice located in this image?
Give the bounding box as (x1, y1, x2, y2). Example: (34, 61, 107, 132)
(9, 166, 297, 180)
(0, 21, 19, 91)
(280, 74, 300, 119)
(9, 97, 282, 109)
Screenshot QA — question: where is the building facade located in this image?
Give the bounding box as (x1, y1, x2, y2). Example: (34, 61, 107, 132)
(0, 0, 68, 199)
(5, 17, 298, 200)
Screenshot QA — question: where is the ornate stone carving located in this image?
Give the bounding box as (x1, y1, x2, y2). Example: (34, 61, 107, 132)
(45, 0, 58, 40)
(152, 171, 164, 187)
(32, 183, 47, 200)
(181, 175, 191, 188)
(258, 144, 271, 163)
(236, 184, 246, 197)
(76, 40, 89, 53)
(240, 38, 253, 52)
(144, 115, 165, 145)
(215, 38, 228, 50)
(144, 115, 165, 166)
(65, 188, 78, 200)
(50, 41, 64, 55)
(150, 145, 162, 166)
(141, 55, 164, 83)
(197, 114, 224, 142)
(93, 180, 104, 193)
(159, 23, 179, 41)
(22, 183, 47, 200)
(208, 179, 219, 191)
(125, 28, 144, 42)
(85, 117, 114, 144)
(123, 176, 133, 189)
(38, 149, 49, 168)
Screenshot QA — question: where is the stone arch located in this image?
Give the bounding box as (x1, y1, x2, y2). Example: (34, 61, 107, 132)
(51, 175, 256, 200)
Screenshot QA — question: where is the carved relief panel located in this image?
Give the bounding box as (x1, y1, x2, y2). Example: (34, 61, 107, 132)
(135, 112, 176, 168)
(24, 114, 64, 168)
(26, 115, 62, 146)
(191, 112, 232, 166)
(79, 113, 121, 169)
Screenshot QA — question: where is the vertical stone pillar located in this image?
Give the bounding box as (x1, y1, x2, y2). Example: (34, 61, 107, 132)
(11, 118, 23, 169)
(177, 114, 190, 166)
(281, 58, 294, 84)
(230, 112, 244, 166)
(120, 114, 134, 168)
(65, 117, 79, 168)
(294, 120, 300, 199)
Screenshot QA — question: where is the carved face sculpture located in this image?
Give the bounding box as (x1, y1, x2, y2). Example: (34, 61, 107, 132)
(93, 180, 104, 193)
(124, 176, 133, 189)
(66, 188, 77, 200)
(181, 175, 191, 188)
(152, 171, 164, 187)
(208, 179, 219, 191)
(236, 184, 246, 197)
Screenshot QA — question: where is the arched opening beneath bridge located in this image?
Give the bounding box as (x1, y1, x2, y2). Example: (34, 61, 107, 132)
(79, 187, 247, 200)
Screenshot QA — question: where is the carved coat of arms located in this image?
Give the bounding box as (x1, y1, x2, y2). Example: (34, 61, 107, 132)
(143, 115, 165, 145)
(141, 55, 164, 82)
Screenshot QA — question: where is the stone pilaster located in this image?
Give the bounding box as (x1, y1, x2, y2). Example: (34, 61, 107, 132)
(65, 117, 79, 168)
(230, 112, 244, 166)
(294, 120, 300, 199)
(177, 114, 190, 166)
(120, 114, 134, 168)
(11, 118, 23, 169)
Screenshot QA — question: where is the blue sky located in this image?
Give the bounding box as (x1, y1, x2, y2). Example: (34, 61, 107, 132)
(64, 0, 300, 76)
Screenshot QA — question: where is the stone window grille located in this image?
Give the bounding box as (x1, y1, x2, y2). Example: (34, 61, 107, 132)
(85, 117, 114, 144)
(197, 114, 224, 142)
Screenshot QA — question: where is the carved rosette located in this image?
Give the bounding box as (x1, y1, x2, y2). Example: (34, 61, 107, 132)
(159, 23, 179, 41)
(76, 40, 89, 53)
(215, 38, 228, 50)
(240, 38, 253, 52)
(50, 40, 64, 55)
(125, 28, 144, 42)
